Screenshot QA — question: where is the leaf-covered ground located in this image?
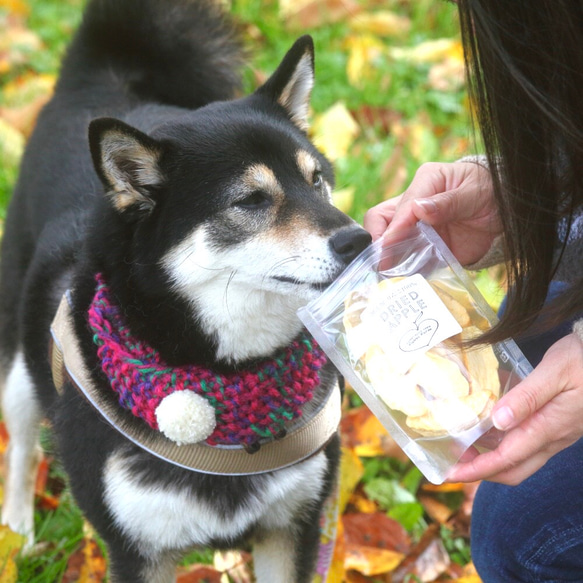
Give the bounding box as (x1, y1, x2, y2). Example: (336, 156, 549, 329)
(0, 0, 505, 580)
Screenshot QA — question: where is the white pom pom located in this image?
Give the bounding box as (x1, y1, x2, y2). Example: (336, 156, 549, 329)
(155, 391, 216, 445)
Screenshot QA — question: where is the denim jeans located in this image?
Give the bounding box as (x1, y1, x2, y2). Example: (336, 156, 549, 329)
(472, 283, 583, 582)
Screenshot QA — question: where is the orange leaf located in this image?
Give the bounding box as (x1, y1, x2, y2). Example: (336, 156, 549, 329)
(347, 491, 378, 514)
(422, 482, 466, 493)
(0, 423, 9, 454)
(36, 493, 60, 511)
(344, 545, 404, 576)
(34, 456, 49, 495)
(418, 494, 454, 525)
(0, 0, 29, 16)
(341, 406, 408, 461)
(63, 539, 106, 583)
(176, 565, 222, 583)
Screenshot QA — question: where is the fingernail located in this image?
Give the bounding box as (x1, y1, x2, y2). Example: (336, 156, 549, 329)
(414, 199, 438, 214)
(493, 406, 515, 431)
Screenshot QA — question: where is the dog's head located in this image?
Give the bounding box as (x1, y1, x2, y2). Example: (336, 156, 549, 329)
(88, 36, 371, 363)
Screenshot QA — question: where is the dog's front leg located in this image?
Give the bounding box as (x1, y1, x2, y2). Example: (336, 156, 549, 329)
(1, 352, 43, 549)
(253, 528, 298, 583)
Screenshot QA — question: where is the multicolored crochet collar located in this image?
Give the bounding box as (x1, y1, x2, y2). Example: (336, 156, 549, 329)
(87, 274, 327, 448)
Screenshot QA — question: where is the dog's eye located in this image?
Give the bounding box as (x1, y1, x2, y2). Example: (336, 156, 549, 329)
(235, 191, 271, 210)
(313, 170, 324, 189)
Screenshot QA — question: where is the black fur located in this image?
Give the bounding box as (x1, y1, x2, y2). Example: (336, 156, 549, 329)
(0, 1, 370, 581)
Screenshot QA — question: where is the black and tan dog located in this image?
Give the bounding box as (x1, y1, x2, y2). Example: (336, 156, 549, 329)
(0, 1, 371, 581)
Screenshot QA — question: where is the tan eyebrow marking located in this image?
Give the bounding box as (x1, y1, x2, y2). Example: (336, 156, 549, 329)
(241, 164, 284, 201)
(296, 150, 317, 183)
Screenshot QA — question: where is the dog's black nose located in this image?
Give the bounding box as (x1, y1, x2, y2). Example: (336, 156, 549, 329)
(330, 226, 372, 264)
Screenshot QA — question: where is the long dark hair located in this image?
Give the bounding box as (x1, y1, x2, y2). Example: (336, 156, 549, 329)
(458, 0, 583, 342)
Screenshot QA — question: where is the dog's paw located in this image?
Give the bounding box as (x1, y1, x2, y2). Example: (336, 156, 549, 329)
(155, 391, 216, 445)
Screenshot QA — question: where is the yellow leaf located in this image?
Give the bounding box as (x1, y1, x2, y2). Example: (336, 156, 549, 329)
(77, 538, 107, 583)
(390, 38, 462, 64)
(2, 73, 55, 108)
(0, 118, 25, 167)
(332, 187, 354, 214)
(311, 102, 359, 161)
(0, 525, 26, 583)
(0, 0, 29, 16)
(344, 545, 404, 576)
(345, 34, 385, 89)
(350, 11, 411, 37)
(338, 447, 364, 514)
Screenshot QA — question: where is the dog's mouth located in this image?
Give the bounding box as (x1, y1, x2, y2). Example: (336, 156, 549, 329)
(272, 275, 335, 291)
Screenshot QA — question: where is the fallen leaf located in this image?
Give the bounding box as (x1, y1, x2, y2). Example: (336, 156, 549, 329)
(0, 0, 29, 16)
(338, 446, 364, 514)
(341, 406, 408, 461)
(312, 102, 360, 161)
(350, 104, 400, 136)
(344, 34, 386, 88)
(428, 57, 465, 92)
(0, 525, 26, 583)
(0, 24, 42, 73)
(0, 92, 52, 137)
(390, 524, 450, 583)
(279, 0, 361, 29)
(350, 10, 411, 37)
(347, 490, 378, 514)
(176, 565, 222, 583)
(213, 550, 252, 583)
(422, 483, 466, 493)
(1, 73, 55, 108)
(418, 494, 454, 525)
(343, 512, 410, 554)
(390, 38, 462, 64)
(62, 538, 106, 583)
(0, 117, 25, 167)
(344, 544, 404, 576)
(0, 423, 9, 454)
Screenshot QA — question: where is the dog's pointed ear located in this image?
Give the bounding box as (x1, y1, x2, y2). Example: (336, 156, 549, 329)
(256, 35, 314, 131)
(89, 118, 163, 216)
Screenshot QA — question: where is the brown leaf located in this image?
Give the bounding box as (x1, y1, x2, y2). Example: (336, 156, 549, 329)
(390, 524, 450, 583)
(176, 564, 222, 583)
(343, 512, 410, 554)
(279, 0, 361, 30)
(350, 105, 401, 136)
(62, 538, 106, 583)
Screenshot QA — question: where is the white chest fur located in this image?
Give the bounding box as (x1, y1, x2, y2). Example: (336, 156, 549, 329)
(102, 449, 328, 555)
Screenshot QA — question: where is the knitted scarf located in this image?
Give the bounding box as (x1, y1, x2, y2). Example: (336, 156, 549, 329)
(87, 274, 327, 447)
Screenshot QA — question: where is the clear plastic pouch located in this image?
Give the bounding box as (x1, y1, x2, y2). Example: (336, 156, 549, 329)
(298, 222, 533, 484)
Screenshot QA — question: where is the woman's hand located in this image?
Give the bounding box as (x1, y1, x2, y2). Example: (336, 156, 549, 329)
(363, 161, 501, 266)
(448, 333, 583, 485)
